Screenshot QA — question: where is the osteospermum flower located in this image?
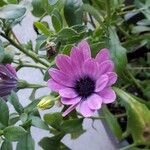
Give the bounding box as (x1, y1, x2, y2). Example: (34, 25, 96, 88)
(0, 64, 17, 99)
(48, 40, 117, 117)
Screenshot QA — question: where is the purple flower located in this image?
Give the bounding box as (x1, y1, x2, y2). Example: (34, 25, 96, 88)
(48, 41, 117, 117)
(0, 64, 17, 99)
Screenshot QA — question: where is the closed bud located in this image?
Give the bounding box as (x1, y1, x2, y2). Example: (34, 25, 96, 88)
(37, 96, 55, 110)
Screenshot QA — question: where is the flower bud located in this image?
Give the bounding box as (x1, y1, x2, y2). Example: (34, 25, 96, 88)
(37, 96, 55, 110)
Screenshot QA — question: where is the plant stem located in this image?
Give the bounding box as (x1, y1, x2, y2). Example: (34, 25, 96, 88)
(126, 69, 144, 92)
(106, 0, 111, 18)
(122, 33, 150, 47)
(17, 80, 46, 89)
(119, 143, 136, 150)
(0, 32, 50, 67)
(16, 63, 47, 70)
(89, 113, 127, 120)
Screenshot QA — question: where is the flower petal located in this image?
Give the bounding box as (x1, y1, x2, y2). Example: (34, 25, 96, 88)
(87, 94, 102, 110)
(78, 40, 91, 60)
(56, 54, 73, 75)
(48, 68, 73, 87)
(95, 48, 110, 64)
(83, 59, 99, 78)
(79, 101, 95, 117)
(47, 79, 65, 92)
(98, 60, 114, 75)
(95, 75, 108, 92)
(70, 47, 84, 76)
(98, 88, 116, 104)
(61, 97, 81, 105)
(107, 72, 117, 86)
(59, 88, 77, 98)
(62, 103, 79, 117)
(6, 64, 17, 77)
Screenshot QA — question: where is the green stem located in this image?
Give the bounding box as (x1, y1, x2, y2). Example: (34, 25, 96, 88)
(126, 69, 144, 92)
(119, 143, 136, 150)
(17, 80, 46, 89)
(122, 33, 150, 47)
(89, 113, 126, 120)
(106, 0, 111, 18)
(0, 32, 50, 67)
(15, 62, 47, 70)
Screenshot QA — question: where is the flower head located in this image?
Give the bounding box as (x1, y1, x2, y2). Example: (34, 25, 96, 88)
(48, 40, 117, 117)
(0, 64, 17, 99)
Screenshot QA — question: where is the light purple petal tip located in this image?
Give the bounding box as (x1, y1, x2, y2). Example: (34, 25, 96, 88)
(107, 72, 117, 86)
(83, 59, 99, 78)
(95, 75, 108, 92)
(96, 48, 110, 64)
(48, 68, 73, 87)
(98, 88, 116, 104)
(78, 40, 91, 60)
(56, 54, 73, 75)
(61, 97, 81, 105)
(87, 94, 102, 110)
(80, 101, 95, 117)
(47, 79, 65, 92)
(59, 88, 77, 98)
(98, 60, 114, 75)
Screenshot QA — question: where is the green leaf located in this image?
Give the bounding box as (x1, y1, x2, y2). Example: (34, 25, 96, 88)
(52, 9, 63, 32)
(61, 118, 84, 134)
(31, 116, 49, 130)
(34, 22, 53, 37)
(58, 28, 78, 39)
(24, 99, 41, 113)
(31, 0, 45, 17)
(0, 1, 7, 7)
(8, 91, 24, 114)
(0, 4, 26, 20)
(82, 4, 103, 24)
(0, 98, 9, 127)
(48, 0, 58, 5)
(16, 133, 35, 150)
(0, 40, 5, 63)
(108, 26, 127, 76)
(132, 26, 150, 34)
(114, 87, 150, 145)
(3, 126, 27, 141)
(39, 133, 64, 150)
(64, 0, 83, 26)
(102, 106, 123, 140)
(1, 140, 12, 150)
(9, 113, 19, 125)
(44, 113, 63, 130)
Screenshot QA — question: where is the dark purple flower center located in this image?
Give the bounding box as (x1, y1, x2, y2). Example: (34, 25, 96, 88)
(74, 76, 95, 98)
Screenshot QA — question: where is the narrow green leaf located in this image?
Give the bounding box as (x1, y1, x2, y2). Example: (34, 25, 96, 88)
(108, 26, 127, 76)
(3, 126, 27, 141)
(0, 4, 26, 20)
(31, 116, 49, 130)
(102, 106, 123, 140)
(114, 87, 150, 145)
(44, 113, 63, 130)
(64, 0, 83, 26)
(61, 118, 84, 134)
(31, 0, 45, 17)
(0, 98, 9, 127)
(8, 91, 24, 114)
(1, 140, 12, 150)
(16, 133, 35, 150)
(82, 4, 103, 24)
(34, 22, 53, 37)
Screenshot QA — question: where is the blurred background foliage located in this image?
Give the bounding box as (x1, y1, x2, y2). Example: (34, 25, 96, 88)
(0, 0, 150, 149)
